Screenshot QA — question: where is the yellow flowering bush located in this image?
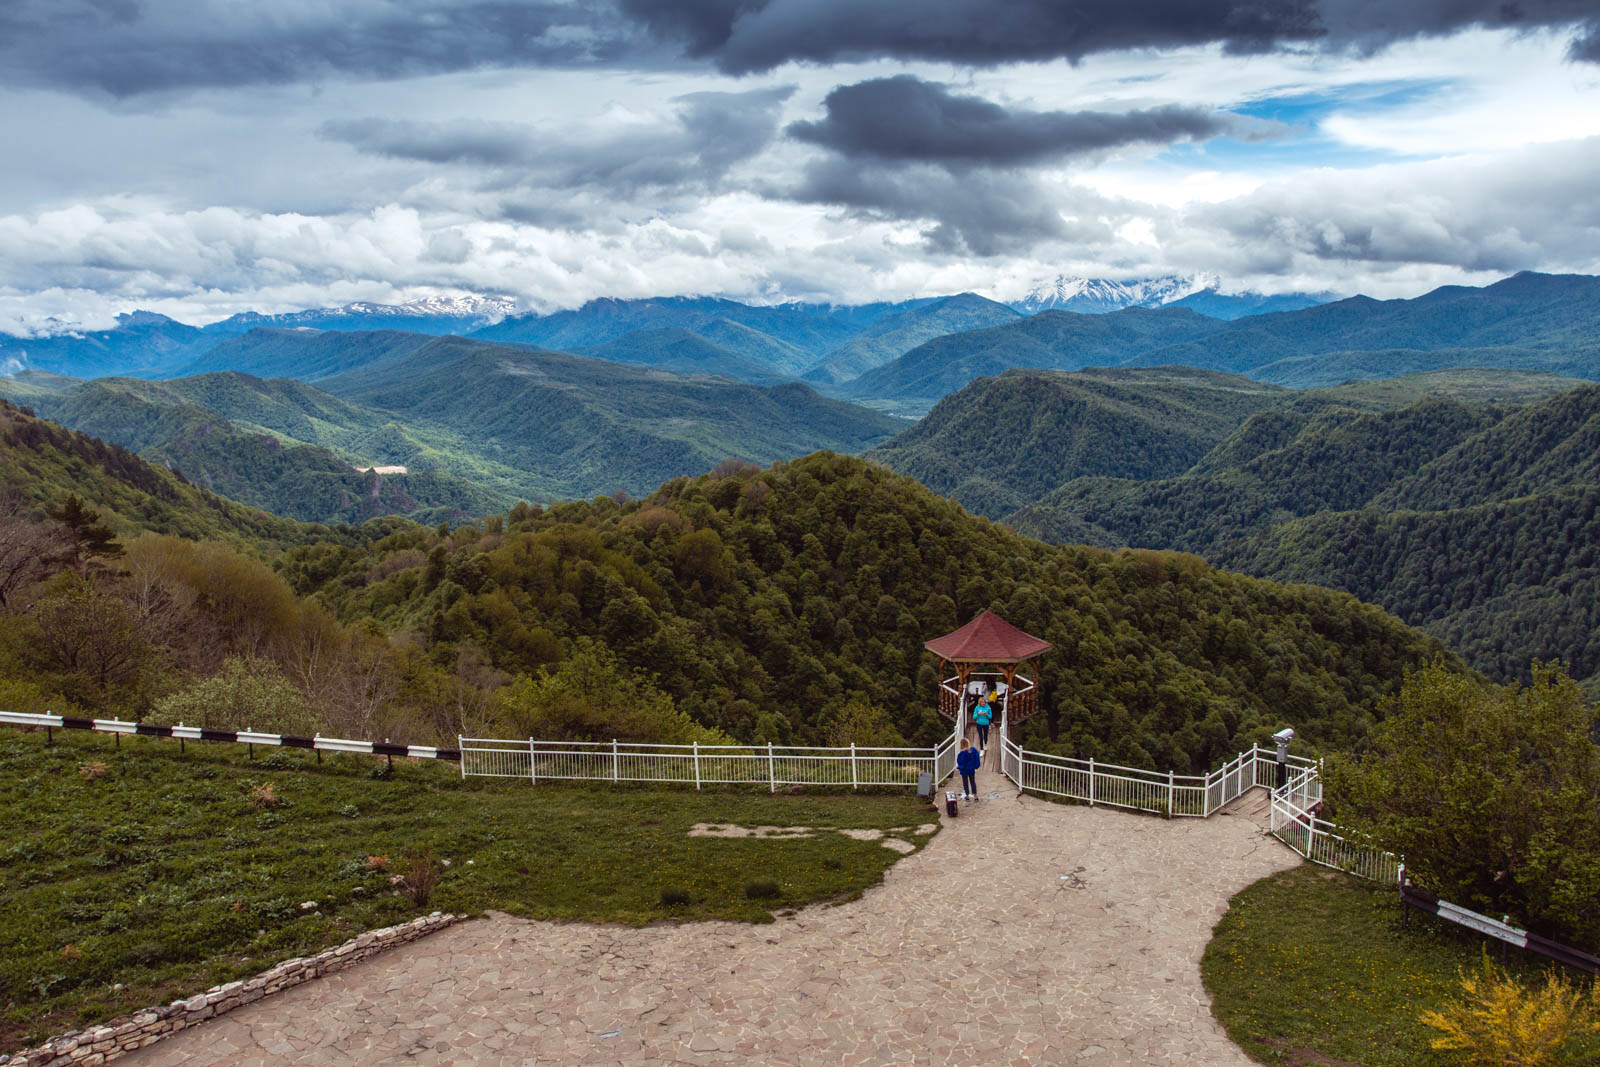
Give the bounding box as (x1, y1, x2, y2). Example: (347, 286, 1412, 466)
(1420, 952, 1600, 1066)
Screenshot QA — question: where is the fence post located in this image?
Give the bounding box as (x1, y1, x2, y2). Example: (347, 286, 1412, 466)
(458, 735, 466, 780)
(693, 741, 701, 790)
(767, 742, 776, 793)
(850, 743, 858, 790)
(1167, 769, 1175, 817)
(612, 739, 619, 783)
(528, 737, 536, 785)
(1088, 757, 1095, 805)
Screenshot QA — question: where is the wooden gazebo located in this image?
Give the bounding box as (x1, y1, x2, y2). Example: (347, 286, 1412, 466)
(924, 610, 1052, 726)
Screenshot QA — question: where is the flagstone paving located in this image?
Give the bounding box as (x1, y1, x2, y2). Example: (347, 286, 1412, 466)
(126, 789, 1296, 1066)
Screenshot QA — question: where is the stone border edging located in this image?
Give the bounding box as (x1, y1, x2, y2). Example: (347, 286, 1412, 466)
(0, 911, 460, 1067)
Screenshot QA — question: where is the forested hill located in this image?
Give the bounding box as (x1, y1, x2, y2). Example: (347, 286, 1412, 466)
(0, 375, 505, 526)
(314, 335, 907, 498)
(866, 368, 1286, 517)
(280, 452, 1448, 771)
(841, 306, 1223, 411)
(0, 398, 355, 547)
(1008, 384, 1600, 689)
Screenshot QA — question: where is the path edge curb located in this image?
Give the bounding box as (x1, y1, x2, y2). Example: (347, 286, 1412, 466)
(0, 911, 461, 1066)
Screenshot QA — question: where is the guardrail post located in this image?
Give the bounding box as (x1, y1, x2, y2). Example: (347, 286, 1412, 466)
(528, 737, 536, 785)
(693, 741, 701, 790)
(767, 742, 775, 793)
(458, 735, 466, 779)
(1167, 769, 1175, 817)
(1088, 757, 1095, 806)
(850, 743, 858, 789)
(612, 738, 619, 783)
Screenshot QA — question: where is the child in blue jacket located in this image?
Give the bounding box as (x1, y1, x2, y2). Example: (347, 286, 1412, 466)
(973, 698, 992, 749)
(956, 739, 980, 799)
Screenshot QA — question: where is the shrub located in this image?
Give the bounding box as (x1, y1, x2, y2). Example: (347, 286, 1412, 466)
(658, 887, 691, 907)
(498, 641, 732, 746)
(744, 879, 781, 900)
(249, 782, 279, 809)
(150, 656, 323, 737)
(401, 846, 442, 907)
(1420, 952, 1600, 1065)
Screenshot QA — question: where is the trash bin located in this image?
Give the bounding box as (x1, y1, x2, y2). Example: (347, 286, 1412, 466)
(945, 791, 959, 818)
(917, 772, 933, 798)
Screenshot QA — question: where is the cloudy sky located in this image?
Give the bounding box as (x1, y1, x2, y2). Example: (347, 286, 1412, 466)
(2, 0, 1598, 332)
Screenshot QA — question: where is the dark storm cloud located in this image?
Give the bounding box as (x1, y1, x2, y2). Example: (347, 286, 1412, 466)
(8, 0, 1597, 99)
(784, 157, 1117, 256)
(1570, 26, 1600, 62)
(788, 76, 1239, 166)
(0, 0, 652, 97)
(620, 0, 1600, 72)
(320, 87, 793, 195)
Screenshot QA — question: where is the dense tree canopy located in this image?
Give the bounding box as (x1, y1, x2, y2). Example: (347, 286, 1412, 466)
(1325, 662, 1600, 948)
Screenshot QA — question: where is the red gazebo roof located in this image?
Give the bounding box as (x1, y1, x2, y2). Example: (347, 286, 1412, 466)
(923, 610, 1053, 664)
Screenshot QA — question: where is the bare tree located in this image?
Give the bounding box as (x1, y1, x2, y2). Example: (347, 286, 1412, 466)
(0, 492, 69, 611)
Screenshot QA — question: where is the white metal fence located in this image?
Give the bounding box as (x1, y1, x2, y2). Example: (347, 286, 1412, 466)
(1269, 782, 1402, 883)
(459, 737, 938, 791)
(1, 705, 1400, 881)
(1000, 737, 1312, 818)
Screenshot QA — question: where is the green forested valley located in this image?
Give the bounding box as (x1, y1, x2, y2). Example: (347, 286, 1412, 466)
(0, 335, 911, 520)
(0, 411, 1447, 774)
(964, 375, 1600, 690)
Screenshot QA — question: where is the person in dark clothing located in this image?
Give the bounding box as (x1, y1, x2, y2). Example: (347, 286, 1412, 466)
(972, 697, 992, 749)
(956, 738, 980, 799)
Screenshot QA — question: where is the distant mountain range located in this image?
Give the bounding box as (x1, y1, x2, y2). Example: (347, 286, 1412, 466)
(0, 277, 1331, 385)
(847, 271, 1600, 410)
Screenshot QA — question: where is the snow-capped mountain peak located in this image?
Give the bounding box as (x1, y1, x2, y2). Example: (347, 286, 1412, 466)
(206, 294, 518, 336)
(1013, 274, 1221, 314)
(331, 295, 518, 320)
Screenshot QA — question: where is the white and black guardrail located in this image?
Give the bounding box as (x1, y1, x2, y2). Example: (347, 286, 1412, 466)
(1401, 878, 1599, 974)
(0, 710, 459, 763)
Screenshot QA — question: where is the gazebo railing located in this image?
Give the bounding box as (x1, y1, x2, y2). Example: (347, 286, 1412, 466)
(939, 672, 1036, 723)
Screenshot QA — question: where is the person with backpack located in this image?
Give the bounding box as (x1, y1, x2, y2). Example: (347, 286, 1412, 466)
(956, 738, 980, 800)
(972, 696, 992, 750)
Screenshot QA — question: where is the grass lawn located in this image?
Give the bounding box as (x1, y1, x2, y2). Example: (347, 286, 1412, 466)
(1203, 863, 1600, 1066)
(0, 728, 936, 1053)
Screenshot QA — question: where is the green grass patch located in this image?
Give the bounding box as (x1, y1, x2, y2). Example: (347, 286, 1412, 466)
(1202, 863, 1600, 1066)
(0, 729, 935, 1053)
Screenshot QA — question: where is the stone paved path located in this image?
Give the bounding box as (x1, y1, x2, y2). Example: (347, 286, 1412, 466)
(126, 791, 1295, 1066)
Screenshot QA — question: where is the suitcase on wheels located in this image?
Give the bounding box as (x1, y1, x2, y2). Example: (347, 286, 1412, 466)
(945, 791, 959, 817)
